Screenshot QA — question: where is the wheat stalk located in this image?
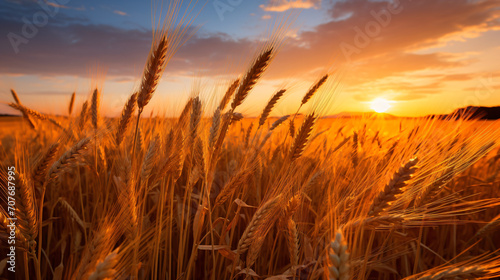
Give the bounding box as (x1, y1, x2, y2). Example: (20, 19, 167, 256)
(351, 132, 358, 167)
(470, 214, 500, 243)
(407, 265, 486, 280)
(194, 136, 206, 179)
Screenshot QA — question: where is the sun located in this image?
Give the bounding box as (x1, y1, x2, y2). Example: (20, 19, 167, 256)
(371, 98, 392, 113)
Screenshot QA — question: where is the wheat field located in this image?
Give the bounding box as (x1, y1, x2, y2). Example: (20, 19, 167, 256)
(1, 4, 500, 280)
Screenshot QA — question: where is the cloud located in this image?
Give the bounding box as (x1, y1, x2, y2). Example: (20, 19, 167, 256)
(45, 1, 71, 9)
(113, 10, 127, 16)
(261, 14, 272, 20)
(260, 0, 320, 12)
(1, 0, 500, 107)
(0, 11, 256, 78)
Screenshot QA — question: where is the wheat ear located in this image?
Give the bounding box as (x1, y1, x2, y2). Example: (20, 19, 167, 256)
(289, 119, 295, 138)
(79, 101, 89, 129)
(219, 78, 240, 111)
(90, 88, 100, 129)
(32, 143, 60, 187)
(46, 138, 91, 182)
(178, 97, 193, 126)
(301, 74, 328, 106)
(231, 112, 243, 122)
(259, 89, 286, 127)
(245, 122, 253, 147)
(270, 115, 290, 131)
(231, 48, 273, 110)
(141, 134, 160, 182)
(74, 226, 114, 280)
(215, 168, 252, 206)
(190, 96, 202, 143)
(69, 92, 75, 115)
(88, 249, 119, 280)
(288, 114, 316, 162)
(237, 195, 281, 254)
(282, 193, 302, 222)
(328, 230, 350, 280)
(137, 35, 168, 111)
(209, 107, 221, 150)
(8, 103, 65, 131)
(368, 157, 418, 217)
(11, 89, 36, 129)
(116, 92, 137, 145)
(58, 198, 87, 230)
(16, 174, 38, 250)
(286, 218, 300, 267)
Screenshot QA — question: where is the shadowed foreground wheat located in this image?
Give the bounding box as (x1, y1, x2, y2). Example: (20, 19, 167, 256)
(1, 7, 500, 280)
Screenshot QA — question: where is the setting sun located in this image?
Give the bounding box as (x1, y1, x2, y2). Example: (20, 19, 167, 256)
(371, 98, 392, 113)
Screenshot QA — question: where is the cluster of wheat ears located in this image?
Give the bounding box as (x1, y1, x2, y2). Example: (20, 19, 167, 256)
(1, 3, 500, 280)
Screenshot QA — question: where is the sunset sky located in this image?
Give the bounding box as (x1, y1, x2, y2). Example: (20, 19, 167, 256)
(1, 0, 499, 117)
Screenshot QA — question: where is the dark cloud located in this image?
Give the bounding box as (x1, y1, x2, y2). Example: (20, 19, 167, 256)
(0, 3, 255, 78)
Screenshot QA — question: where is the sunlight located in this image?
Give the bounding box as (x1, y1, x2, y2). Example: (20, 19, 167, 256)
(371, 98, 392, 113)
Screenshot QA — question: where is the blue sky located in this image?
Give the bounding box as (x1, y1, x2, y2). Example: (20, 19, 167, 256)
(1, 0, 500, 117)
